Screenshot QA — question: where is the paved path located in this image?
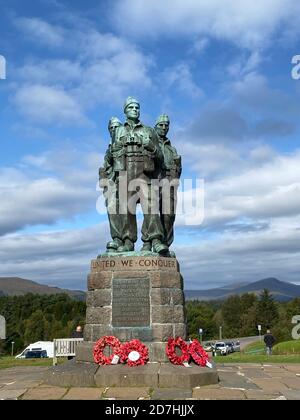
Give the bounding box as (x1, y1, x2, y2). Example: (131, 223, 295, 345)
(0, 363, 300, 400)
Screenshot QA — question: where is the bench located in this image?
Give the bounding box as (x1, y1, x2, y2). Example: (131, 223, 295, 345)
(53, 338, 84, 365)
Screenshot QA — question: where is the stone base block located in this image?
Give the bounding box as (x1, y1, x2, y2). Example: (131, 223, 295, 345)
(159, 364, 219, 389)
(43, 361, 219, 389)
(95, 364, 160, 388)
(76, 341, 170, 363)
(44, 359, 98, 387)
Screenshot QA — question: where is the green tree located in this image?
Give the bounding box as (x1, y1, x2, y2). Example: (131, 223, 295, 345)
(221, 295, 243, 337)
(257, 289, 279, 331)
(186, 301, 217, 339)
(24, 310, 45, 344)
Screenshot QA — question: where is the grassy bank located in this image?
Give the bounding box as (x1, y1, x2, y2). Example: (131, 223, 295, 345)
(0, 356, 66, 370)
(273, 340, 300, 355)
(213, 353, 300, 363)
(213, 339, 300, 363)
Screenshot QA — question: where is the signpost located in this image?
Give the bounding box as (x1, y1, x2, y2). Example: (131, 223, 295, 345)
(199, 328, 203, 343)
(0, 315, 5, 340)
(0, 315, 6, 358)
(258, 324, 262, 341)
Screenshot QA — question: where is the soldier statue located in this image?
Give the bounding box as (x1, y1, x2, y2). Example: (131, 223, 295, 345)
(99, 117, 124, 253)
(100, 97, 169, 255)
(155, 114, 182, 248)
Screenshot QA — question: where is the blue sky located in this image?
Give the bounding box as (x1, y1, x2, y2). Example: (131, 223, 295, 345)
(1, 0, 300, 290)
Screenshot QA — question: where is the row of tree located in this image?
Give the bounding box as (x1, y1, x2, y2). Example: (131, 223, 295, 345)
(1, 289, 299, 355)
(0, 293, 85, 354)
(187, 289, 300, 342)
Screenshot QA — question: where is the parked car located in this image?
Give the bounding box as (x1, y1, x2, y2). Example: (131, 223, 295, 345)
(24, 350, 48, 358)
(225, 342, 235, 353)
(233, 341, 241, 352)
(213, 342, 228, 356)
(203, 342, 213, 352)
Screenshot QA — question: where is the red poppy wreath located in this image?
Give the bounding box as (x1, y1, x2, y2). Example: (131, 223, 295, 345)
(166, 337, 190, 365)
(119, 339, 149, 367)
(93, 336, 122, 365)
(189, 339, 210, 367)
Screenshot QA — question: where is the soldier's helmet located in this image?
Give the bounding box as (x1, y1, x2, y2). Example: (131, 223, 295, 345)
(123, 96, 140, 112)
(108, 116, 122, 130)
(155, 114, 170, 126)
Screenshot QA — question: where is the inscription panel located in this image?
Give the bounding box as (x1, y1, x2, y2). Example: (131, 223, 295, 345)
(112, 277, 150, 327)
(91, 257, 178, 272)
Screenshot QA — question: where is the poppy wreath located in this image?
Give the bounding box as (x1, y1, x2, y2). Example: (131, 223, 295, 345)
(93, 336, 122, 365)
(119, 339, 149, 367)
(188, 339, 210, 367)
(165, 337, 190, 365)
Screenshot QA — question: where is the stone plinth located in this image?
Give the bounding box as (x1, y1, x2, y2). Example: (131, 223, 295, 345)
(84, 255, 186, 358)
(43, 254, 219, 389)
(44, 361, 219, 389)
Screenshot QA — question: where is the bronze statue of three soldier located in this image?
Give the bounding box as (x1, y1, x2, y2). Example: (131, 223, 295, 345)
(99, 97, 181, 256)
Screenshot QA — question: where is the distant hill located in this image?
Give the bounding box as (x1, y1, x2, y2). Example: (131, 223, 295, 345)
(185, 278, 300, 301)
(0, 277, 86, 301)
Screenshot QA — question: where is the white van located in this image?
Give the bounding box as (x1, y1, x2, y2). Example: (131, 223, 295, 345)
(15, 341, 54, 359)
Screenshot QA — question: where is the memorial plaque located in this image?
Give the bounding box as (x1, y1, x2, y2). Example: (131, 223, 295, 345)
(112, 277, 150, 327)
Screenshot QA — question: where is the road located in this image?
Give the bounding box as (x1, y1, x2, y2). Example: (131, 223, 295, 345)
(204, 335, 261, 350)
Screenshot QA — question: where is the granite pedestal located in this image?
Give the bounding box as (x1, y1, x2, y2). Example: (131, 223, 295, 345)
(84, 254, 186, 351)
(44, 254, 219, 388)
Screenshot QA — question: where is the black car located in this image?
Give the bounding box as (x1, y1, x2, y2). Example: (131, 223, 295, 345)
(24, 350, 48, 358)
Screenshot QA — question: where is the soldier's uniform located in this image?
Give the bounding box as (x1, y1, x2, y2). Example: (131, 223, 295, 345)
(113, 118, 165, 247)
(156, 115, 182, 247)
(99, 117, 124, 252)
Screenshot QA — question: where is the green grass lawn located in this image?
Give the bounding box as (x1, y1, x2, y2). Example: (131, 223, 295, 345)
(273, 340, 300, 355)
(213, 353, 300, 363)
(213, 339, 300, 363)
(243, 341, 265, 354)
(0, 356, 66, 370)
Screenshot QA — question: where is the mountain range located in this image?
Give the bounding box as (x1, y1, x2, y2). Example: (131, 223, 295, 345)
(185, 277, 300, 301)
(0, 276, 299, 302)
(0, 277, 86, 301)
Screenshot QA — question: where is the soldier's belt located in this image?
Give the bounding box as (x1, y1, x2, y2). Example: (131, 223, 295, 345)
(126, 156, 144, 161)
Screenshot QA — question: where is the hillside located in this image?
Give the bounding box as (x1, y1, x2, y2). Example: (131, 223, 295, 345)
(0, 277, 86, 301)
(185, 278, 300, 301)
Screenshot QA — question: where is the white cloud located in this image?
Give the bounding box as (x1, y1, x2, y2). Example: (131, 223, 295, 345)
(176, 148, 300, 229)
(161, 63, 203, 98)
(18, 60, 83, 85)
(190, 37, 210, 54)
(179, 143, 243, 178)
(1, 219, 299, 290)
(15, 17, 65, 47)
(13, 85, 86, 124)
(229, 72, 298, 117)
(175, 220, 300, 288)
(112, 0, 300, 50)
(0, 149, 103, 235)
(12, 19, 155, 123)
(0, 225, 108, 290)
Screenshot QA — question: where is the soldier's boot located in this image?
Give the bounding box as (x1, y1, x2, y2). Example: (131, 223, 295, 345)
(152, 239, 169, 255)
(140, 241, 152, 252)
(117, 239, 134, 252)
(106, 238, 123, 252)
